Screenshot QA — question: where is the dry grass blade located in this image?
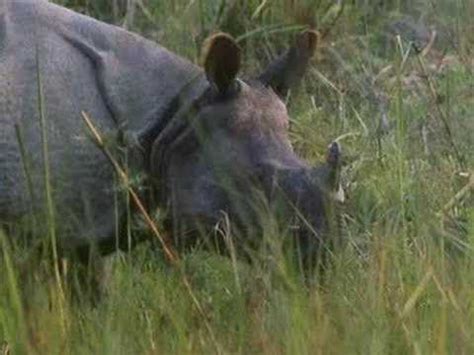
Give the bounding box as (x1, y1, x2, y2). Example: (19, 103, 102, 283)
(1, 341, 11, 355)
(320, 2, 345, 40)
(400, 268, 433, 319)
(81, 111, 223, 354)
(81, 112, 177, 264)
(437, 172, 474, 217)
(252, 0, 269, 20)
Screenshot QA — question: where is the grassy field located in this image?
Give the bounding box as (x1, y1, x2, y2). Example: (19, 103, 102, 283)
(1, 0, 473, 353)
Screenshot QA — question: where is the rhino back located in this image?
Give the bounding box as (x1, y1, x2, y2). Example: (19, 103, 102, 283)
(0, 0, 201, 249)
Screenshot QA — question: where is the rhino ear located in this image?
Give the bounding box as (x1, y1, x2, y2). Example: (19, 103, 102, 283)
(259, 30, 319, 98)
(202, 33, 241, 93)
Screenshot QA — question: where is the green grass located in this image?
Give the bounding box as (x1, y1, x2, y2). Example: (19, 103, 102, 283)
(1, 0, 473, 354)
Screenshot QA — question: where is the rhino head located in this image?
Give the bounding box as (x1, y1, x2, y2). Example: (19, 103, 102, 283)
(144, 31, 343, 266)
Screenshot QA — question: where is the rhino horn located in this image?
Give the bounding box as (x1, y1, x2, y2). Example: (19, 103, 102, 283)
(324, 141, 344, 203)
(310, 141, 344, 202)
(202, 32, 241, 93)
(259, 30, 319, 98)
(326, 141, 342, 170)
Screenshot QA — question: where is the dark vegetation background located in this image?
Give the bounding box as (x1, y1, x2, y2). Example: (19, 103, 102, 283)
(1, 0, 473, 354)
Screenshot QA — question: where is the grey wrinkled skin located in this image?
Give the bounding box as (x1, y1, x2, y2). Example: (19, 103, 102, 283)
(1, 0, 202, 250)
(0, 0, 342, 262)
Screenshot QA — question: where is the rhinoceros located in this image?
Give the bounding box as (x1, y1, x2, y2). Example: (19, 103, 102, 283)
(0, 0, 342, 265)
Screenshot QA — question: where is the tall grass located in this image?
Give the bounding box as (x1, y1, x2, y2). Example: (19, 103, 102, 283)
(1, 0, 473, 354)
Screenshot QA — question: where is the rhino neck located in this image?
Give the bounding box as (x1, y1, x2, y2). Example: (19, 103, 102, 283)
(137, 72, 210, 170)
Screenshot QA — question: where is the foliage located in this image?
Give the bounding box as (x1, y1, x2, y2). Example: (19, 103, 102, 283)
(1, 0, 473, 353)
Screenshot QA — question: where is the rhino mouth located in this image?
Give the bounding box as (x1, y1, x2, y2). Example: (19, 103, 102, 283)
(162, 197, 323, 255)
(159, 159, 344, 256)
